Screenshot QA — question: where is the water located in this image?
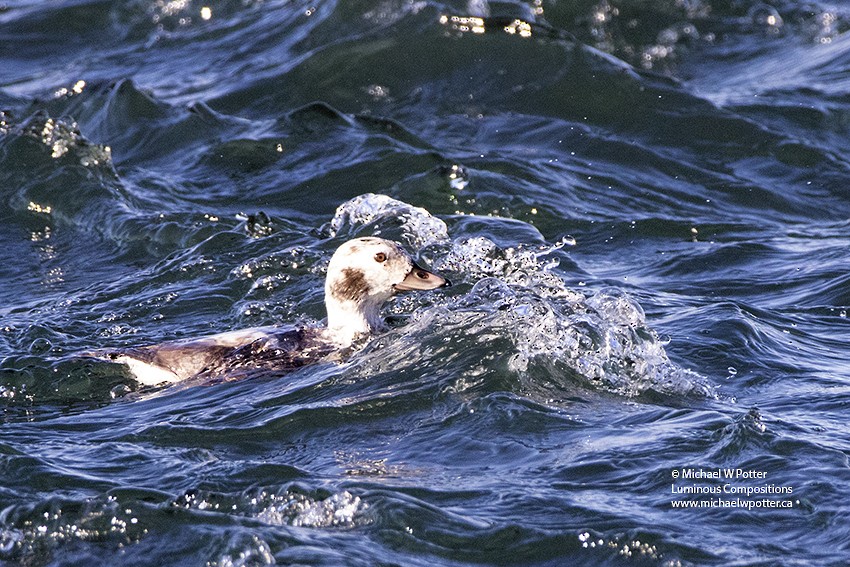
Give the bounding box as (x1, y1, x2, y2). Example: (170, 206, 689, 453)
(2, 0, 850, 565)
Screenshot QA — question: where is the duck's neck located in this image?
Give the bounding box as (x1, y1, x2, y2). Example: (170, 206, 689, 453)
(324, 297, 386, 347)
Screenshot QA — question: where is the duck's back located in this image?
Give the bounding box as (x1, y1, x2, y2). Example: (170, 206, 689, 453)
(98, 326, 332, 386)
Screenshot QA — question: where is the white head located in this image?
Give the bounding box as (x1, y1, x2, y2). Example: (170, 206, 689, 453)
(323, 237, 449, 346)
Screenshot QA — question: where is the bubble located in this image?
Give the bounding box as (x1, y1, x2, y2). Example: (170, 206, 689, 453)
(441, 163, 469, 190)
(210, 536, 274, 567)
(366, 84, 390, 100)
(28, 338, 53, 354)
(578, 530, 663, 560)
(807, 11, 839, 44)
(238, 211, 274, 238)
(657, 22, 699, 45)
(748, 4, 783, 34)
(439, 14, 486, 35)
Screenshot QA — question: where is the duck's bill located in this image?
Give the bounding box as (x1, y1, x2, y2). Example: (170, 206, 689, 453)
(394, 263, 450, 291)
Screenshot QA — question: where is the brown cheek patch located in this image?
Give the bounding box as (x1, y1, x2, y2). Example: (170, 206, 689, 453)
(331, 268, 369, 302)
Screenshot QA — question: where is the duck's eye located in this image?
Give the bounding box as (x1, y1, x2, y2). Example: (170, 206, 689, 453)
(374, 252, 387, 263)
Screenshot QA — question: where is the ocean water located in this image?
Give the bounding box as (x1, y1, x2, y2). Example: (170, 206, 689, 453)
(2, 0, 850, 565)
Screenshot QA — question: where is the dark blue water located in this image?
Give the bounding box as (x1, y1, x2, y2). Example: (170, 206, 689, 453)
(2, 0, 850, 565)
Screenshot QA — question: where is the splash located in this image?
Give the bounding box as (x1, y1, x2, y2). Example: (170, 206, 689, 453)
(20, 113, 113, 167)
(430, 236, 713, 398)
(328, 193, 450, 249)
(0, 487, 367, 564)
(0, 495, 148, 563)
(208, 535, 275, 567)
(173, 487, 368, 529)
(256, 491, 365, 528)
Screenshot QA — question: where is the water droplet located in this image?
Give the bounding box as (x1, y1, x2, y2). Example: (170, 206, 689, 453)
(29, 338, 52, 354)
(749, 4, 783, 33)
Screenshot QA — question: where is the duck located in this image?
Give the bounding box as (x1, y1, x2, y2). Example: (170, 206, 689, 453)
(91, 237, 449, 386)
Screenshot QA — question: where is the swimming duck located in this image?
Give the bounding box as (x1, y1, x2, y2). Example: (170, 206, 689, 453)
(94, 237, 449, 386)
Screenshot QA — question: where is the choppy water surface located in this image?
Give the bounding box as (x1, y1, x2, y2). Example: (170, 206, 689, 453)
(3, 0, 850, 565)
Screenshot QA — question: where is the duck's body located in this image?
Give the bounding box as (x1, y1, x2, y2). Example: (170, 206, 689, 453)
(91, 237, 448, 386)
(103, 326, 329, 385)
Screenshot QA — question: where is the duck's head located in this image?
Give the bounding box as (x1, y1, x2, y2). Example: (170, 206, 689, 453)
(324, 237, 449, 346)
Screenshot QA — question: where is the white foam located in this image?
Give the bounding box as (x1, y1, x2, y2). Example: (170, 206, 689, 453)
(409, 234, 713, 399)
(329, 193, 450, 248)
